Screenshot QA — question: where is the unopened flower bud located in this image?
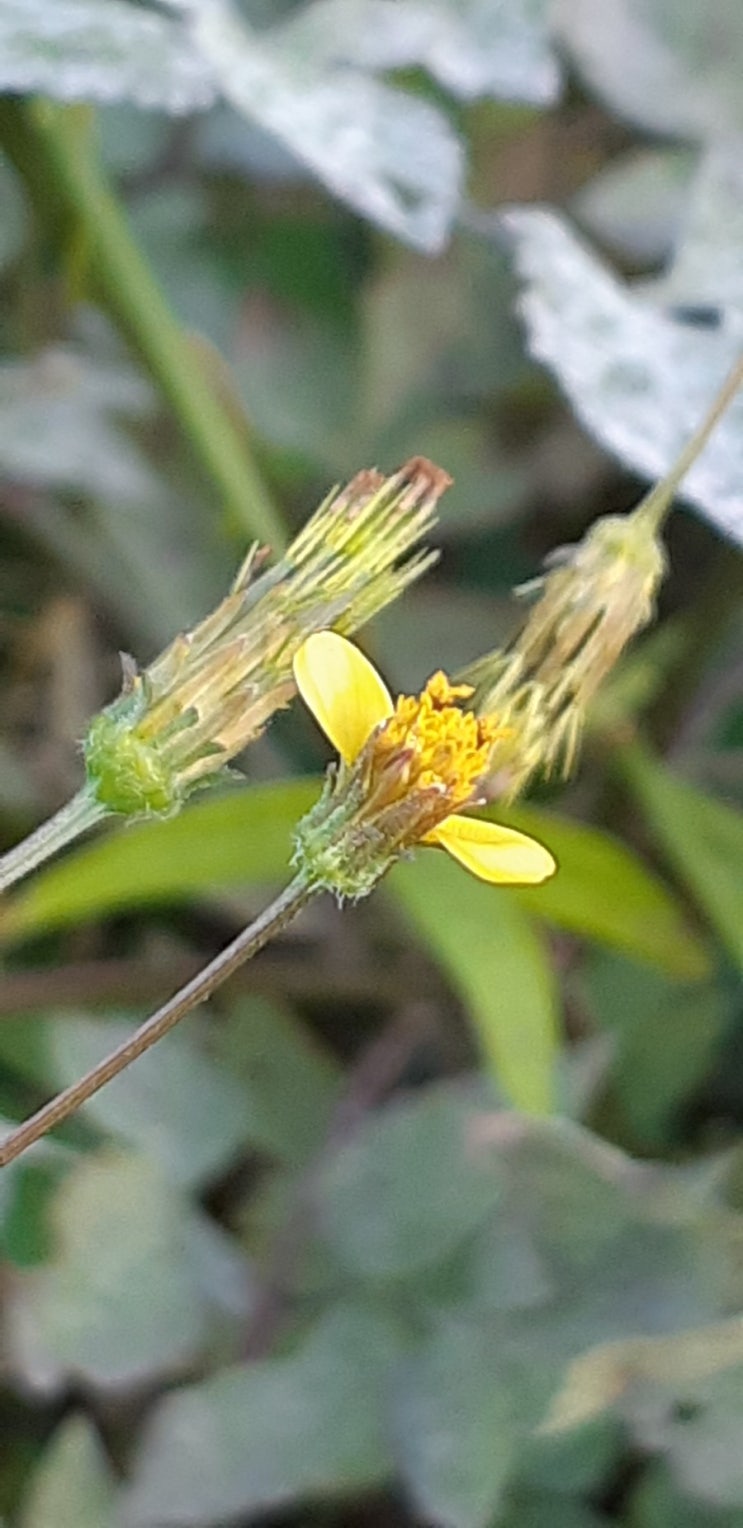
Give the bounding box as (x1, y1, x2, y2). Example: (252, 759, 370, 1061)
(468, 495, 667, 799)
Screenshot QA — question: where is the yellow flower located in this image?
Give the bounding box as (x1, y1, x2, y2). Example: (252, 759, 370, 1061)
(291, 631, 556, 899)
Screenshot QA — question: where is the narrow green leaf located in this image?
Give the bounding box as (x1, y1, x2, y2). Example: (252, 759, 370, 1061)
(504, 803, 710, 981)
(19, 1416, 117, 1528)
(0, 781, 316, 942)
(389, 853, 559, 1114)
(620, 743, 743, 970)
(1, 781, 708, 983)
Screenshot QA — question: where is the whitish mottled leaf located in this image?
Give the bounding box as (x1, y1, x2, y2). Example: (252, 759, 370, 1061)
(573, 146, 694, 265)
(502, 206, 743, 545)
(49, 1016, 249, 1190)
(657, 141, 743, 312)
(282, 0, 560, 106)
(555, 0, 743, 140)
(121, 1306, 396, 1526)
(19, 1416, 117, 1528)
(7, 1151, 247, 1392)
(0, 349, 156, 502)
(0, 0, 215, 111)
(186, 0, 463, 251)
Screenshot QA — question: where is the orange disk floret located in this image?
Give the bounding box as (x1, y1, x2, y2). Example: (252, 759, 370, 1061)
(372, 671, 502, 812)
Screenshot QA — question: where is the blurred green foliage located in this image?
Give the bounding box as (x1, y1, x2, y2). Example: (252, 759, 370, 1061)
(0, 2, 742, 1526)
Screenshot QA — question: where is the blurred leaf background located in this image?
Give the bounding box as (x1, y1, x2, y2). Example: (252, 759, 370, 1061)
(0, 2, 742, 1525)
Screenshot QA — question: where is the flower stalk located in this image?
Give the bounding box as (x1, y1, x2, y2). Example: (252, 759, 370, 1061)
(0, 875, 313, 1169)
(0, 787, 106, 896)
(0, 632, 555, 1166)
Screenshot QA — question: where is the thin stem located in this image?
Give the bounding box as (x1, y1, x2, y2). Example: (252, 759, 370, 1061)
(0, 98, 285, 550)
(634, 352, 743, 533)
(0, 875, 314, 1168)
(0, 788, 107, 896)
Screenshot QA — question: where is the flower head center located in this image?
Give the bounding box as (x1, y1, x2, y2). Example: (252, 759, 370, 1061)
(370, 672, 501, 814)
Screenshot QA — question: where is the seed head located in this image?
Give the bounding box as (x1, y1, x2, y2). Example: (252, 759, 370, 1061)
(84, 458, 447, 817)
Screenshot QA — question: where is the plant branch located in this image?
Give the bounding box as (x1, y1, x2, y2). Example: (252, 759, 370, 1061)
(635, 351, 743, 533)
(0, 875, 314, 1168)
(0, 787, 107, 895)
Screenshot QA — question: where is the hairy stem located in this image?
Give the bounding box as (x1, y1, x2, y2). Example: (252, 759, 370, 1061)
(0, 875, 314, 1168)
(635, 351, 743, 533)
(0, 787, 107, 895)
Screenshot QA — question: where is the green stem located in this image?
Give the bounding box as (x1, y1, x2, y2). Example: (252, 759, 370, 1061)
(0, 98, 285, 549)
(634, 352, 743, 534)
(0, 787, 107, 896)
(0, 875, 314, 1167)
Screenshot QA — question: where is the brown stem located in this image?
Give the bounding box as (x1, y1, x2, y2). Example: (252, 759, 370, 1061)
(0, 877, 313, 1168)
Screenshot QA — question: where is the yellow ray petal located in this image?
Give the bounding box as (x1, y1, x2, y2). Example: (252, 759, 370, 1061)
(429, 814, 557, 885)
(293, 631, 393, 763)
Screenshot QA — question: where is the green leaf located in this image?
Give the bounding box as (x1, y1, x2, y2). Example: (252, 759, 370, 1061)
(122, 1305, 397, 1526)
(621, 744, 743, 969)
(49, 1015, 251, 1189)
(389, 851, 559, 1114)
(318, 1084, 501, 1282)
(628, 1462, 743, 1528)
(502, 205, 743, 545)
(498, 1498, 609, 1528)
(211, 996, 340, 1166)
(393, 1317, 517, 1528)
(584, 954, 729, 1148)
(0, 780, 317, 942)
(1, 781, 708, 983)
(18, 1416, 117, 1528)
(503, 804, 710, 982)
(7, 1150, 247, 1390)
